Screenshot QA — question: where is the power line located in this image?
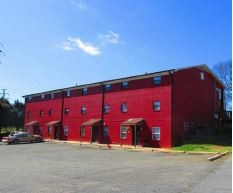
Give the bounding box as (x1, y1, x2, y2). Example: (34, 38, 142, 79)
(0, 89, 9, 99)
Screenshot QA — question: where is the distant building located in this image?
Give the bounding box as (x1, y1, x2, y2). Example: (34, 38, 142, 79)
(23, 64, 224, 147)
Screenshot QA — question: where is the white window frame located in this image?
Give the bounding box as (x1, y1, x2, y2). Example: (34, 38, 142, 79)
(51, 93, 54, 99)
(64, 108, 69, 115)
(103, 104, 110, 113)
(200, 72, 205, 80)
(81, 106, 87, 115)
(122, 81, 128, 89)
(121, 103, 127, 112)
(152, 127, 160, 141)
(153, 101, 161, 111)
(28, 96, 32, 101)
(41, 94, 45, 99)
(82, 88, 88, 95)
(120, 127, 127, 139)
(105, 84, 111, 91)
(67, 90, 71, 97)
(64, 126, 68, 136)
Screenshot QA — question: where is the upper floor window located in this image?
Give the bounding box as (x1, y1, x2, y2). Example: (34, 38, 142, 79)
(153, 101, 160, 111)
(121, 81, 128, 89)
(50, 93, 54, 99)
(28, 96, 32, 101)
(40, 110, 44, 117)
(121, 103, 127, 113)
(64, 108, 69, 115)
(152, 127, 160, 140)
(82, 88, 88, 95)
(104, 84, 111, 91)
(103, 104, 110, 113)
(153, 76, 161, 85)
(81, 106, 87, 115)
(66, 90, 71, 97)
(41, 94, 45, 99)
(49, 109, 53, 116)
(200, 72, 205, 80)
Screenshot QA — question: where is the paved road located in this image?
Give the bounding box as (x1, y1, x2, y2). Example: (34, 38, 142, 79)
(0, 142, 230, 193)
(191, 156, 232, 193)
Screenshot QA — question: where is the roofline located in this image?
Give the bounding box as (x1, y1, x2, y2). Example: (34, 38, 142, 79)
(22, 68, 175, 98)
(22, 64, 225, 98)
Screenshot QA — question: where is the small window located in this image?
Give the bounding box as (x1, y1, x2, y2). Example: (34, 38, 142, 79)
(40, 110, 44, 117)
(50, 93, 54, 99)
(103, 127, 109, 137)
(82, 88, 88, 95)
(80, 126, 86, 137)
(67, 90, 71, 97)
(64, 108, 69, 115)
(27, 111, 31, 118)
(121, 103, 127, 113)
(49, 109, 53, 116)
(152, 127, 160, 140)
(81, 106, 87, 115)
(48, 126, 52, 135)
(28, 96, 32, 101)
(103, 104, 110, 113)
(120, 127, 127, 139)
(41, 94, 45, 99)
(153, 76, 161, 85)
(153, 101, 160, 111)
(104, 84, 111, 91)
(121, 81, 128, 89)
(200, 72, 205, 80)
(64, 126, 68, 136)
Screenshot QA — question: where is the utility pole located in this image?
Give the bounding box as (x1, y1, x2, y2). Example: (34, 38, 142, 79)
(0, 89, 9, 99)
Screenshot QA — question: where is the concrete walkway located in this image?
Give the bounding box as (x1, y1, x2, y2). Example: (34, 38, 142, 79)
(191, 157, 232, 193)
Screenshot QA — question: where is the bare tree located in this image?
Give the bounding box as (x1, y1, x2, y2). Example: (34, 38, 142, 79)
(214, 60, 232, 103)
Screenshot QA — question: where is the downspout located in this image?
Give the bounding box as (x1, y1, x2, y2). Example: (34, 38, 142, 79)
(60, 90, 65, 140)
(169, 71, 174, 147)
(101, 84, 105, 144)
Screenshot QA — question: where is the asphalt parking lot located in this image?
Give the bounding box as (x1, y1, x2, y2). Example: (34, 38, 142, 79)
(0, 142, 230, 193)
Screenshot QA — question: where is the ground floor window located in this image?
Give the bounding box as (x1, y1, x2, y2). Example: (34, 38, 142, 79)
(80, 126, 86, 137)
(48, 126, 52, 135)
(152, 127, 160, 140)
(64, 126, 68, 136)
(121, 127, 127, 139)
(103, 127, 109, 137)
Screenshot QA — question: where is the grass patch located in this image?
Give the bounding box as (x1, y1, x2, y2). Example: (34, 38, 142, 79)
(173, 135, 232, 153)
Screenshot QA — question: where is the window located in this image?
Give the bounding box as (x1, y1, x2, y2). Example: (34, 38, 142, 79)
(64, 126, 68, 136)
(103, 104, 110, 113)
(121, 81, 128, 89)
(153, 76, 161, 85)
(153, 101, 161, 111)
(216, 88, 221, 100)
(27, 111, 31, 118)
(49, 109, 53, 116)
(41, 94, 45, 99)
(80, 126, 85, 137)
(64, 108, 69, 115)
(121, 103, 127, 113)
(81, 106, 87, 115)
(50, 93, 54, 99)
(28, 96, 32, 101)
(40, 110, 44, 117)
(152, 127, 160, 140)
(103, 127, 109, 137)
(120, 127, 127, 139)
(104, 84, 111, 91)
(48, 126, 52, 135)
(67, 90, 71, 97)
(82, 88, 88, 95)
(200, 72, 205, 80)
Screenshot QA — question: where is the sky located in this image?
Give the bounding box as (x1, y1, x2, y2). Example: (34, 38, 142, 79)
(0, 0, 231, 102)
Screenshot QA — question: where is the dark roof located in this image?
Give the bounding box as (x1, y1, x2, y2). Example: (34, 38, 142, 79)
(122, 118, 144, 126)
(82, 119, 102, 126)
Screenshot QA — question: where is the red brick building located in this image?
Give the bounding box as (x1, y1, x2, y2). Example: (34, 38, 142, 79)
(23, 65, 224, 147)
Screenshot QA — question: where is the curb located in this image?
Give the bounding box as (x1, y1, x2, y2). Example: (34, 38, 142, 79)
(208, 151, 230, 161)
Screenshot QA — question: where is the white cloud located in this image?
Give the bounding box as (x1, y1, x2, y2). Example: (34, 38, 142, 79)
(98, 31, 122, 45)
(57, 41, 74, 51)
(68, 37, 101, 56)
(69, 0, 88, 10)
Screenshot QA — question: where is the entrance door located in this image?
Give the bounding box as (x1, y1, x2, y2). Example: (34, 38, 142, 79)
(92, 126, 99, 142)
(54, 126, 60, 140)
(132, 126, 141, 145)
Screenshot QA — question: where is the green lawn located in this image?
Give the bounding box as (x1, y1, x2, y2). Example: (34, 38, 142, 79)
(173, 136, 232, 153)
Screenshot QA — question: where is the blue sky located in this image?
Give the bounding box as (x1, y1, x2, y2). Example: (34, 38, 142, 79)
(0, 0, 231, 102)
